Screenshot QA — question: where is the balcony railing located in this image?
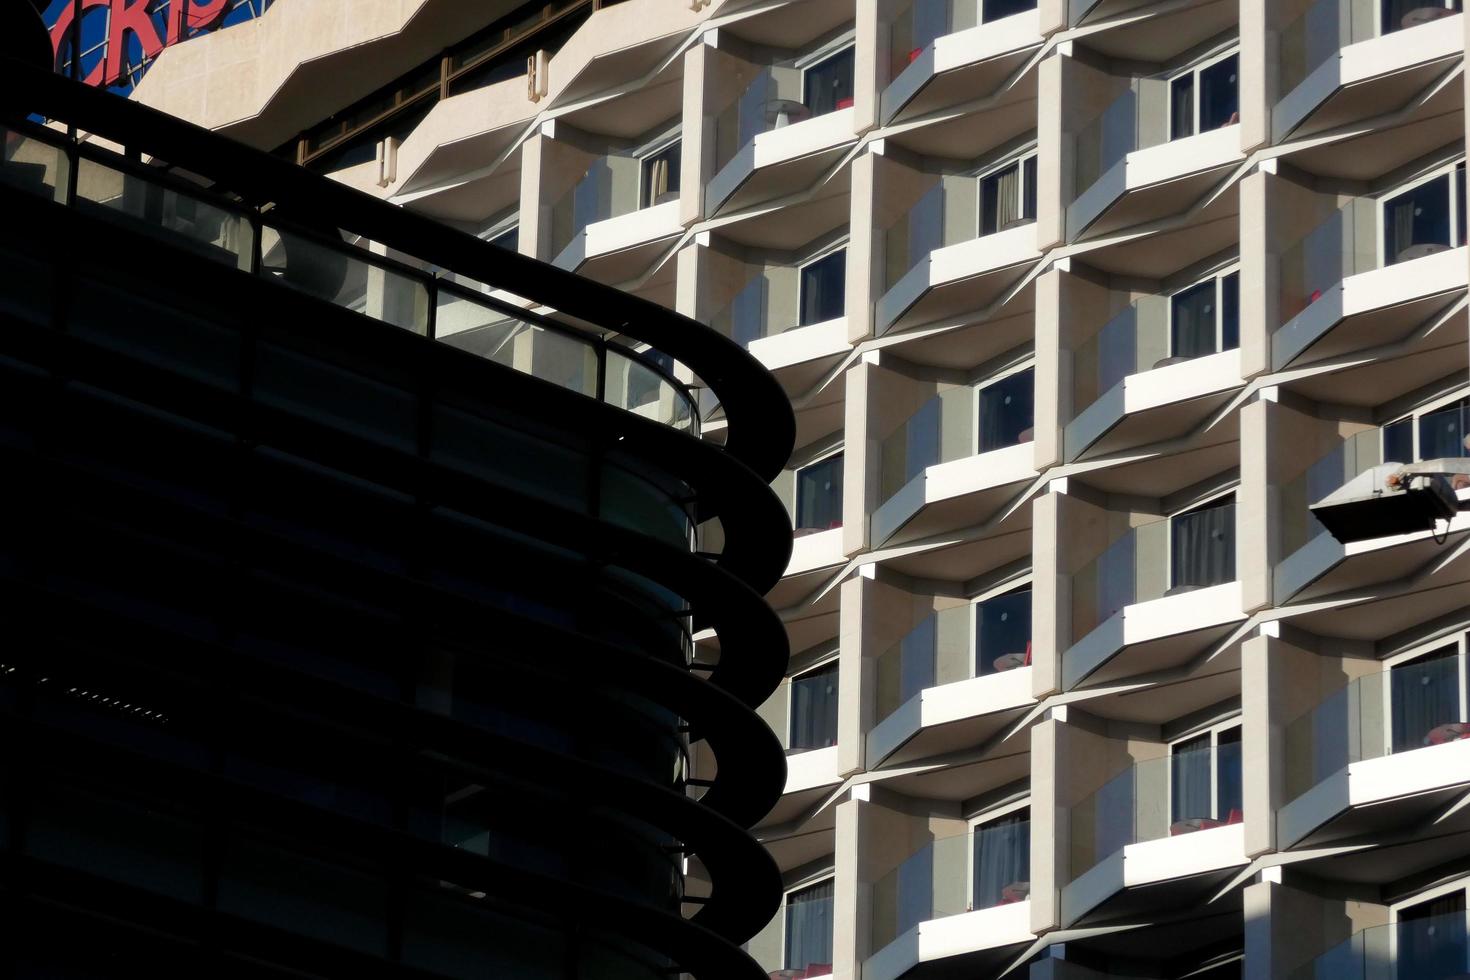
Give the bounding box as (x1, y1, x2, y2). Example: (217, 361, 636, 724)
(888, 0, 969, 77)
(1283, 652, 1470, 805)
(871, 812, 1031, 952)
(1288, 910, 1469, 980)
(0, 121, 699, 435)
(874, 590, 1032, 725)
(1279, 402, 1469, 555)
(1281, 0, 1464, 97)
(1278, 197, 1379, 324)
(1070, 502, 1237, 644)
(1069, 747, 1242, 879)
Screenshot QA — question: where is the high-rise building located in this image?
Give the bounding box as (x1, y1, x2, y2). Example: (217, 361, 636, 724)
(0, 19, 795, 980)
(23, 0, 1470, 977)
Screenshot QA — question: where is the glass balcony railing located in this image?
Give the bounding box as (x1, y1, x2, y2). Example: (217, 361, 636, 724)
(1283, 651, 1470, 805)
(0, 121, 701, 436)
(1070, 501, 1236, 644)
(709, 247, 847, 347)
(888, 0, 970, 77)
(713, 48, 854, 176)
(1069, 746, 1242, 879)
(871, 811, 1031, 952)
(1278, 197, 1378, 324)
(874, 590, 1032, 725)
(1281, 0, 1463, 97)
(1289, 909, 1469, 980)
(547, 140, 680, 259)
(1279, 402, 1469, 555)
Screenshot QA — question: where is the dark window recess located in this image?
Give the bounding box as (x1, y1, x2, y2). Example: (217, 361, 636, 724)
(795, 453, 844, 532)
(799, 249, 847, 325)
(979, 156, 1036, 235)
(783, 880, 835, 974)
(1382, 0, 1463, 35)
(804, 46, 856, 116)
(1383, 169, 1459, 265)
(971, 809, 1030, 911)
(1419, 397, 1470, 461)
(1169, 496, 1235, 591)
(977, 368, 1034, 453)
(489, 227, 519, 252)
(789, 662, 838, 751)
(1169, 272, 1238, 360)
(1171, 55, 1238, 140)
(640, 141, 681, 207)
(976, 587, 1032, 675)
(983, 0, 1038, 20)
(1396, 891, 1468, 978)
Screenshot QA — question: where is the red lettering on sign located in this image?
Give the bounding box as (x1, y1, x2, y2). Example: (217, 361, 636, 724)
(105, 0, 165, 86)
(50, 0, 239, 88)
(48, 0, 111, 86)
(168, 0, 230, 45)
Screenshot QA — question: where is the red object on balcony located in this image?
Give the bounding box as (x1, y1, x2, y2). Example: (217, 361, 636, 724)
(1309, 288, 1322, 303)
(836, 97, 854, 109)
(1226, 808, 1244, 825)
(1425, 722, 1470, 746)
(909, 47, 922, 63)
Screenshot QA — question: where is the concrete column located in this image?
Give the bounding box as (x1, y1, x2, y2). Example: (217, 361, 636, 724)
(838, 573, 869, 777)
(1239, 0, 1271, 153)
(1239, 167, 1274, 379)
(1033, 267, 1064, 471)
(1240, 632, 1275, 857)
(853, 0, 881, 135)
(1029, 715, 1062, 935)
(1036, 53, 1065, 251)
(518, 130, 546, 260)
(675, 238, 703, 323)
(1037, 0, 1068, 35)
(1031, 487, 1063, 698)
(834, 793, 867, 980)
(843, 359, 873, 557)
(847, 149, 879, 344)
(1238, 393, 1272, 613)
(1244, 879, 1388, 978)
(680, 41, 712, 227)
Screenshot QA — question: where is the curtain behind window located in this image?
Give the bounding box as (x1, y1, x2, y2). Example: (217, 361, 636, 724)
(1396, 891, 1467, 978)
(978, 368, 1035, 452)
(972, 810, 1030, 910)
(1216, 728, 1242, 818)
(1170, 73, 1195, 140)
(790, 662, 839, 751)
(784, 879, 835, 973)
(1170, 279, 1217, 359)
(1390, 646, 1461, 753)
(796, 453, 844, 531)
(1384, 174, 1450, 264)
(1170, 498, 1235, 590)
(800, 249, 847, 325)
(977, 588, 1031, 675)
(1170, 735, 1212, 822)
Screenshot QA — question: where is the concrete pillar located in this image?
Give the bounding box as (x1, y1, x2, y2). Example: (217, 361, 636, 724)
(834, 793, 867, 980)
(1244, 879, 1388, 978)
(1238, 392, 1272, 614)
(853, 0, 881, 135)
(1036, 52, 1065, 251)
(1031, 487, 1063, 698)
(1239, 0, 1271, 153)
(519, 130, 546, 260)
(1029, 715, 1062, 934)
(1239, 167, 1272, 380)
(1033, 267, 1064, 471)
(1240, 632, 1275, 857)
(680, 41, 712, 227)
(675, 238, 703, 323)
(843, 359, 873, 557)
(847, 149, 879, 344)
(838, 573, 869, 777)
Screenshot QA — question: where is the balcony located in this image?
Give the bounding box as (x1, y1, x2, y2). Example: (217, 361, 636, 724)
(1289, 904, 1469, 980)
(1276, 400, 1470, 603)
(707, 46, 857, 216)
(546, 130, 683, 276)
(1069, 51, 1244, 240)
(1276, 0, 1463, 142)
(873, 369, 1037, 544)
(882, 0, 1042, 124)
(1065, 745, 1246, 925)
(1272, 173, 1468, 371)
(867, 810, 1035, 980)
(869, 591, 1034, 766)
(878, 154, 1041, 332)
(1066, 271, 1242, 460)
(1279, 643, 1470, 850)
(1066, 499, 1243, 689)
(746, 880, 835, 980)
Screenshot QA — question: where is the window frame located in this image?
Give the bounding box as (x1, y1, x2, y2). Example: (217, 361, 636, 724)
(636, 134, 683, 209)
(786, 656, 840, 753)
(968, 581, 1034, 678)
(796, 241, 850, 327)
(973, 147, 1039, 237)
(1166, 46, 1241, 142)
(797, 37, 858, 116)
(1380, 631, 1469, 757)
(1166, 717, 1243, 824)
(1164, 489, 1238, 592)
(793, 446, 846, 533)
(964, 797, 1032, 912)
(1377, 158, 1467, 268)
(1380, 387, 1470, 462)
(1380, 0, 1462, 36)
(1166, 264, 1241, 359)
(969, 358, 1037, 455)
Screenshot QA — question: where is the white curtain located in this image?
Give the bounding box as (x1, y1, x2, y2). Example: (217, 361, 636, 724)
(972, 810, 1030, 910)
(1390, 647, 1460, 753)
(784, 880, 835, 973)
(1170, 735, 1212, 822)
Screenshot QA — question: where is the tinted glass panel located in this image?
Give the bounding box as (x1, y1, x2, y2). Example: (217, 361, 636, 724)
(1217, 727, 1243, 819)
(1170, 72, 1195, 139)
(1199, 55, 1239, 131)
(784, 880, 835, 974)
(1384, 173, 1451, 265)
(1382, 0, 1462, 34)
(1170, 733, 1212, 823)
(1383, 417, 1414, 464)
(1170, 497, 1235, 590)
(983, 0, 1038, 19)
(976, 588, 1032, 675)
(799, 249, 847, 325)
(790, 662, 839, 751)
(972, 810, 1030, 911)
(1418, 398, 1470, 461)
(1390, 646, 1461, 754)
(977, 368, 1034, 452)
(640, 140, 681, 207)
(796, 453, 844, 532)
(804, 47, 855, 116)
(1170, 279, 1218, 359)
(1396, 891, 1467, 978)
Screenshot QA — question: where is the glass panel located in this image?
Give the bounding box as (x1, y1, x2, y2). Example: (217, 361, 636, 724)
(1199, 54, 1240, 131)
(1220, 271, 1240, 350)
(1390, 646, 1462, 754)
(796, 453, 844, 532)
(1170, 278, 1218, 359)
(1169, 497, 1236, 591)
(1384, 417, 1415, 464)
(1, 124, 66, 199)
(1397, 893, 1467, 979)
(804, 46, 856, 117)
(640, 140, 681, 208)
(977, 368, 1035, 452)
(1022, 155, 1038, 223)
(972, 809, 1030, 911)
(489, 226, 519, 251)
(1384, 173, 1452, 265)
(261, 224, 428, 334)
(984, 0, 1038, 19)
(1383, 0, 1463, 34)
(977, 588, 1032, 675)
(799, 249, 847, 325)
(980, 160, 1024, 235)
(900, 613, 939, 704)
(1418, 398, 1470, 461)
(1217, 727, 1243, 819)
(790, 662, 839, 751)
(784, 879, 835, 974)
(1170, 72, 1195, 140)
(1170, 734, 1213, 823)
(76, 158, 252, 269)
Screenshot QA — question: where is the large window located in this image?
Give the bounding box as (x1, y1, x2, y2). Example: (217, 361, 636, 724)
(970, 805, 1031, 911)
(1169, 494, 1236, 592)
(639, 139, 681, 208)
(984, 0, 1038, 21)
(979, 153, 1038, 236)
(1169, 723, 1242, 828)
(1394, 888, 1468, 977)
(977, 367, 1035, 453)
(976, 587, 1032, 675)
(1169, 270, 1240, 360)
(783, 879, 835, 976)
(795, 452, 844, 533)
(1383, 395, 1470, 465)
(1382, 163, 1466, 266)
(799, 248, 847, 325)
(803, 46, 856, 117)
(1387, 642, 1467, 754)
(1382, 0, 1462, 34)
(1169, 51, 1239, 141)
(789, 661, 839, 752)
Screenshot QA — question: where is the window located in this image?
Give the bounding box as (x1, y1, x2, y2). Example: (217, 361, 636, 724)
(789, 661, 838, 752)
(783, 879, 835, 975)
(976, 587, 1032, 675)
(639, 139, 681, 208)
(970, 804, 1031, 911)
(1168, 723, 1242, 827)
(488, 226, 518, 252)
(1382, 0, 1463, 35)
(983, 0, 1038, 21)
(795, 453, 844, 532)
(803, 45, 856, 117)
(1382, 395, 1470, 465)
(1387, 642, 1466, 754)
(1394, 888, 1468, 976)
(977, 367, 1035, 453)
(1169, 269, 1240, 360)
(1169, 494, 1236, 592)
(1382, 163, 1466, 266)
(799, 248, 847, 325)
(979, 153, 1037, 236)
(1169, 51, 1239, 141)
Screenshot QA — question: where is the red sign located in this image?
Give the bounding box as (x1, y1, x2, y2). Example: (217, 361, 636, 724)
(50, 0, 231, 87)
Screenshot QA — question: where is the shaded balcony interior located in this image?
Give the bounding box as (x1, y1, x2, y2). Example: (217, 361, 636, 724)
(1044, 912, 1245, 980)
(540, 117, 683, 267)
(758, 649, 841, 758)
(881, 0, 1041, 122)
(772, 439, 845, 537)
(746, 867, 837, 980)
(1287, 887, 1470, 980)
(701, 229, 850, 349)
(887, 0, 1039, 80)
(1061, 258, 1241, 460)
(1271, 156, 1467, 367)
